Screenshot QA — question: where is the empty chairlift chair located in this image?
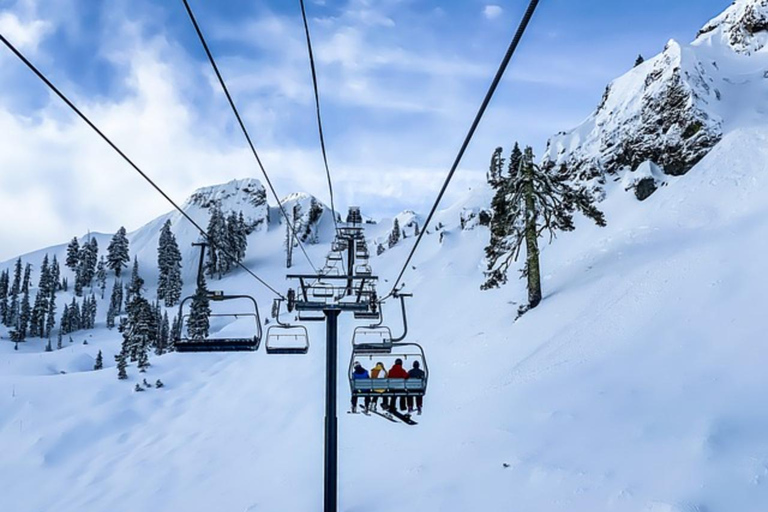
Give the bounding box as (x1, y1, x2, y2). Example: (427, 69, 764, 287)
(266, 298, 310, 354)
(174, 292, 263, 352)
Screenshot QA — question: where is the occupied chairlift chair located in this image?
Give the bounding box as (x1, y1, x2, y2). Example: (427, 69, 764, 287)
(349, 293, 428, 400)
(265, 298, 309, 355)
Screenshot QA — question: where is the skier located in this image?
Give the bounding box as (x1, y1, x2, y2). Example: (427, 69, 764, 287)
(407, 360, 425, 415)
(388, 358, 410, 412)
(370, 361, 388, 410)
(351, 362, 371, 413)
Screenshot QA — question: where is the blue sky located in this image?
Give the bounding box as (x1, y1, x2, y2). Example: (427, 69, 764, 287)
(0, 0, 732, 260)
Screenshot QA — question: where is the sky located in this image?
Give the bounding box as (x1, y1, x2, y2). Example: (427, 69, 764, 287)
(0, 0, 733, 261)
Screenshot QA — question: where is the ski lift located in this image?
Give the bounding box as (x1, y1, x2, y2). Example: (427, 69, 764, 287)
(349, 342, 428, 398)
(175, 293, 263, 352)
(266, 299, 309, 354)
(332, 240, 347, 252)
(352, 325, 392, 353)
(355, 241, 369, 259)
(327, 251, 343, 262)
(311, 281, 336, 300)
(355, 264, 372, 276)
(348, 293, 426, 399)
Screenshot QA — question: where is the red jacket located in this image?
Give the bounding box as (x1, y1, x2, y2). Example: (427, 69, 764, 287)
(388, 364, 409, 379)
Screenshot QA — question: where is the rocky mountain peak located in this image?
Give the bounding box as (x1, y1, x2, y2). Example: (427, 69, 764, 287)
(697, 0, 768, 54)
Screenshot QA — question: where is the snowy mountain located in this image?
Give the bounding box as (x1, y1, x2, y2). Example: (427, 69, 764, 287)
(544, 0, 768, 200)
(2, 2, 768, 511)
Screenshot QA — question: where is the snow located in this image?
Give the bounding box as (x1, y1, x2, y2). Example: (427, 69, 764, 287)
(3, 3, 768, 511)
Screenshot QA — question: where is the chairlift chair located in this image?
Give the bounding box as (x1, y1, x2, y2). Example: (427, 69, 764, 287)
(349, 342, 428, 398)
(266, 298, 310, 354)
(174, 293, 263, 352)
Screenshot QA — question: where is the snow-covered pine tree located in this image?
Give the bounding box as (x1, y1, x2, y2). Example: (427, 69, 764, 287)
(68, 297, 81, 332)
(137, 348, 150, 372)
(115, 351, 128, 379)
(96, 256, 107, 299)
(170, 313, 181, 350)
(126, 257, 142, 305)
(286, 202, 301, 269)
(187, 277, 211, 341)
(236, 211, 248, 260)
(635, 54, 645, 67)
(205, 203, 227, 279)
(157, 219, 183, 307)
(60, 304, 70, 335)
(121, 258, 156, 363)
(7, 259, 22, 327)
(77, 237, 98, 291)
(156, 311, 170, 355)
(306, 199, 323, 243)
(107, 227, 130, 277)
(0, 269, 8, 325)
(22, 263, 31, 294)
(388, 218, 401, 248)
(66, 237, 80, 272)
(377, 244, 386, 256)
(482, 146, 606, 309)
(61, 277, 68, 292)
(94, 350, 103, 370)
(30, 288, 46, 338)
(45, 291, 56, 339)
(50, 255, 61, 292)
(18, 287, 31, 341)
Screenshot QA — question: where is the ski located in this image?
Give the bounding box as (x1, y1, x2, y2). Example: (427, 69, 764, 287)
(367, 407, 399, 423)
(386, 407, 418, 426)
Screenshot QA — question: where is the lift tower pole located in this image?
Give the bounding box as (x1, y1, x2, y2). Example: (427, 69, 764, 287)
(323, 307, 341, 512)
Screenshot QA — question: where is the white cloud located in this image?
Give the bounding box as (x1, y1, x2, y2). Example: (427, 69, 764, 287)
(483, 5, 503, 21)
(0, 11, 52, 52)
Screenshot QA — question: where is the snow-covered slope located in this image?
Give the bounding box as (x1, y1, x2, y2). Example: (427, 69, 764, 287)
(545, 0, 768, 200)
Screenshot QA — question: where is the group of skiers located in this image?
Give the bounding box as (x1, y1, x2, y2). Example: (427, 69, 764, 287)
(351, 358, 425, 415)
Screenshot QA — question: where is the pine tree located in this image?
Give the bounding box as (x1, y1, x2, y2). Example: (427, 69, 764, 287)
(170, 313, 181, 350)
(61, 277, 68, 292)
(236, 211, 248, 260)
(187, 278, 211, 341)
(77, 237, 98, 291)
(482, 146, 606, 309)
(57, 329, 63, 350)
(635, 54, 645, 67)
(157, 220, 183, 307)
(205, 203, 226, 279)
(388, 219, 401, 248)
(107, 227, 130, 277)
(66, 237, 80, 272)
(138, 349, 150, 372)
(8, 259, 22, 327)
(116, 351, 128, 379)
(60, 304, 70, 335)
(50, 255, 61, 292)
(30, 289, 46, 338)
(45, 291, 56, 339)
(126, 257, 142, 305)
(17, 286, 31, 341)
(68, 297, 81, 332)
(96, 256, 108, 299)
(156, 311, 170, 355)
(285, 202, 301, 269)
(22, 263, 31, 294)
(0, 269, 8, 325)
(94, 350, 103, 370)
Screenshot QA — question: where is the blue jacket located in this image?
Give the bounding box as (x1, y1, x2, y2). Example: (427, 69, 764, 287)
(352, 367, 370, 379)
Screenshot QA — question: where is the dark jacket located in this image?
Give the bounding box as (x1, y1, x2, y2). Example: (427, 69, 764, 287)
(408, 367, 425, 379)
